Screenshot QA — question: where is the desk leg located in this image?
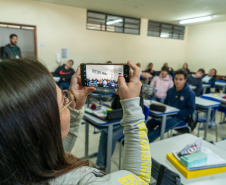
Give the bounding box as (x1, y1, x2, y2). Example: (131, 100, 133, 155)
(223, 86, 226, 93)
(203, 87, 207, 94)
(106, 124, 113, 173)
(204, 107, 211, 140)
(160, 115, 167, 140)
(85, 121, 89, 158)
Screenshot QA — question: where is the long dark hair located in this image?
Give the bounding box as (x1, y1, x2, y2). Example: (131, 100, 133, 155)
(0, 59, 88, 184)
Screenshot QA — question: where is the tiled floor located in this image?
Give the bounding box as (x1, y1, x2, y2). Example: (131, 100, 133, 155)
(70, 106, 226, 174)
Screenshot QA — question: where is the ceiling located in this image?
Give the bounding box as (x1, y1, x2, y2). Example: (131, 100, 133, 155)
(36, 0, 226, 25)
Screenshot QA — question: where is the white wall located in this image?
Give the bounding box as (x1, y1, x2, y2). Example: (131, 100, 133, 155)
(0, 0, 186, 72)
(185, 21, 226, 75)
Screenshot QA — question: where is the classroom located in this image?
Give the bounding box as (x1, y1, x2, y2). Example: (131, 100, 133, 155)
(0, 0, 226, 184)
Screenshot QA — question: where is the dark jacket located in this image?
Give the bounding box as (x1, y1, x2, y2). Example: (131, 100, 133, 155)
(2, 44, 22, 60)
(143, 69, 156, 76)
(187, 74, 202, 96)
(165, 83, 195, 121)
(53, 64, 75, 82)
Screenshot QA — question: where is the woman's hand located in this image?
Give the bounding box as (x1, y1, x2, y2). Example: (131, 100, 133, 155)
(118, 61, 142, 100)
(70, 67, 95, 110)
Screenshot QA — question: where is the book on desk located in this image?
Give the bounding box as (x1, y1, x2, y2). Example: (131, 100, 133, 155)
(85, 106, 109, 119)
(167, 139, 226, 179)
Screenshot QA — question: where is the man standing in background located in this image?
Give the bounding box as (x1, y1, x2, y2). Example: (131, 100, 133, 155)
(53, 60, 75, 90)
(2, 34, 22, 60)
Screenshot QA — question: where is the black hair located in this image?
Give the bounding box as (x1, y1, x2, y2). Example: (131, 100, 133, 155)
(0, 58, 88, 184)
(10, 34, 18, 39)
(161, 66, 169, 73)
(198, 68, 205, 74)
(174, 69, 188, 79)
(68, 60, 74, 64)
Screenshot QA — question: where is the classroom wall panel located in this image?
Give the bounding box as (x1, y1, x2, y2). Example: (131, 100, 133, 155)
(185, 21, 226, 75)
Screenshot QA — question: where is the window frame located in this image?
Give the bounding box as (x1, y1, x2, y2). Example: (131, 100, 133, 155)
(147, 20, 185, 40)
(87, 10, 141, 35)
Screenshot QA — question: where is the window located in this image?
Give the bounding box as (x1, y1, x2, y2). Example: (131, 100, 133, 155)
(147, 21, 185, 40)
(92, 69, 101, 74)
(87, 10, 140, 35)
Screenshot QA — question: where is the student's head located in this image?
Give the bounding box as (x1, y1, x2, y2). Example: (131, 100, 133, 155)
(106, 61, 112, 64)
(136, 63, 141, 67)
(160, 66, 169, 78)
(195, 68, 205, 78)
(9, 33, 18, 46)
(148, 63, 153, 70)
(0, 59, 87, 184)
(182, 63, 188, 70)
(65, 60, 74, 69)
(208, 68, 217, 78)
(174, 69, 187, 89)
(164, 63, 168, 67)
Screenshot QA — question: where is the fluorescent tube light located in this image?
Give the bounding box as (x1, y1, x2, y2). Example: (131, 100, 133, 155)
(179, 16, 212, 24)
(106, 19, 123, 25)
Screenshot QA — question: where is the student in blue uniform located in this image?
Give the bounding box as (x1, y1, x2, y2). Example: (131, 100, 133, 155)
(147, 69, 195, 143)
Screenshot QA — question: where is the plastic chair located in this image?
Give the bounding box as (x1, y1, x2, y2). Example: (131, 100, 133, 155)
(119, 105, 149, 169)
(169, 122, 191, 137)
(151, 158, 181, 185)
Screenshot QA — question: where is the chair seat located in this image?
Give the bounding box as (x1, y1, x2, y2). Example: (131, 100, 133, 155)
(174, 122, 186, 129)
(198, 115, 212, 123)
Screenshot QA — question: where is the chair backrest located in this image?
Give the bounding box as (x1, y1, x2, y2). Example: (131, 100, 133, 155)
(143, 105, 150, 121)
(151, 158, 181, 185)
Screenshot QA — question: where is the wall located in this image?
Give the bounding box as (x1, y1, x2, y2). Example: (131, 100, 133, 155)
(185, 21, 226, 75)
(0, 0, 186, 72)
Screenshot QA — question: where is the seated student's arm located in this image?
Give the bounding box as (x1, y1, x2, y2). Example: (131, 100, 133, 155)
(209, 78, 216, 88)
(168, 79, 174, 89)
(64, 69, 75, 82)
(196, 80, 203, 96)
(178, 91, 195, 119)
(150, 76, 157, 86)
(53, 66, 62, 77)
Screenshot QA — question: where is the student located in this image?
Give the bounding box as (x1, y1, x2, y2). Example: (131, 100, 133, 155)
(150, 66, 174, 103)
(187, 68, 205, 96)
(53, 60, 75, 90)
(202, 68, 217, 93)
(163, 63, 174, 76)
(147, 69, 195, 143)
(2, 34, 22, 60)
(182, 63, 190, 74)
(143, 62, 156, 76)
(141, 63, 156, 83)
(0, 59, 151, 185)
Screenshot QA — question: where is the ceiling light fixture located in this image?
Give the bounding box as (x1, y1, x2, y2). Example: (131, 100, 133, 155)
(179, 16, 212, 24)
